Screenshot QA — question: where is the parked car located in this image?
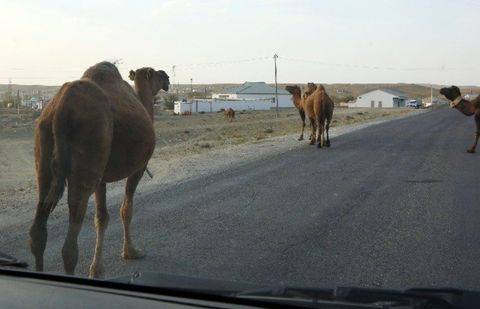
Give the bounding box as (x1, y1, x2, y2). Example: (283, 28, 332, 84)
(406, 100, 421, 109)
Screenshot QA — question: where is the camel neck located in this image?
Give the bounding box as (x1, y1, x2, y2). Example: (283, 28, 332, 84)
(135, 85, 154, 120)
(292, 93, 303, 109)
(455, 98, 476, 116)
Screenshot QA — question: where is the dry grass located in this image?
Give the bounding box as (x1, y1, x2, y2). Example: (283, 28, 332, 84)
(151, 107, 415, 160)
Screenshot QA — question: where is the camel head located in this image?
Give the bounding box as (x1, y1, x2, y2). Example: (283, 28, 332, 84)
(285, 85, 302, 98)
(440, 85, 461, 101)
(440, 85, 476, 115)
(129, 67, 170, 96)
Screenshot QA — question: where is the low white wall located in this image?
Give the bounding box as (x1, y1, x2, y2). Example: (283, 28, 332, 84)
(174, 98, 277, 114)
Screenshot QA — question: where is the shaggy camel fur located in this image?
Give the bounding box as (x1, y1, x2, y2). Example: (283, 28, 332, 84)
(303, 82, 317, 99)
(29, 62, 169, 278)
(286, 84, 334, 147)
(440, 86, 480, 153)
(224, 107, 235, 122)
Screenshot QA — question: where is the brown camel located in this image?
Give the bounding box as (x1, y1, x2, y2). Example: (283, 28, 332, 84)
(302, 83, 318, 140)
(287, 82, 319, 141)
(29, 62, 169, 278)
(287, 85, 307, 141)
(224, 107, 235, 122)
(286, 84, 334, 147)
(440, 86, 480, 153)
(303, 82, 317, 99)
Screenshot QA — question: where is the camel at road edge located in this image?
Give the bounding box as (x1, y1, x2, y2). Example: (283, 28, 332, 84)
(286, 84, 334, 148)
(440, 85, 480, 153)
(29, 62, 169, 278)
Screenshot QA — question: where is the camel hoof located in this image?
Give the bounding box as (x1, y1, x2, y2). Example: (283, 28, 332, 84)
(317, 143, 323, 148)
(298, 136, 304, 141)
(325, 141, 331, 147)
(89, 264, 104, 279)
(467, 148, 476, 154)
(309, 141, 315, 145)
(122, 248, 145, 260)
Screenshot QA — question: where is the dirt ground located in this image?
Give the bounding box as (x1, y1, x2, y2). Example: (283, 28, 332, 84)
(0, 106, 416, 216)
(151, 107, 414, 158)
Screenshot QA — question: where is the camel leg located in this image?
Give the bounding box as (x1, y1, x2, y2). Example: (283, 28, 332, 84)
(121, 169, 145, 259)
(29, 121, 54, 272)
(467, 114, 480, 153)
(298, 109, 306, 141)
(316, 119, 323, 148)
(30, 202, 50, 272)
(321, 122, 326, 148)
(325, 119, 331, 147)
(89, 182, 109, 278)
(309, 118, 316, 145)
(62, 145, 106, 275)
(62, 180, 94, 275)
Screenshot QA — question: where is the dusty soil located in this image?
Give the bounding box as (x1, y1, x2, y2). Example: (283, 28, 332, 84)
(0, 106, 419, 221)
(151, 107, 414, 158)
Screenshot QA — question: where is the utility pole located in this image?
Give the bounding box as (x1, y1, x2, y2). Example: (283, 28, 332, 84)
(171, 65, 176, 94)
(273, 53, 279, 118)
(6, 78, 14, 110)
(16, 90, 20, 115)
(430, 84, 433, 104)
(190, 78, 193, 93)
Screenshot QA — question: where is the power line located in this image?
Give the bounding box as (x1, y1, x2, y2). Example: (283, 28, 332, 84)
(175, 56, 270, 69)
(278, 56, 479, 72)
(2, 54, 479, 82)
(273, 54, 279, 118)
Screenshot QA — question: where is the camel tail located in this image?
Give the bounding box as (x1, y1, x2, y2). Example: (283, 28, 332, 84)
(44, 88, 72, 212)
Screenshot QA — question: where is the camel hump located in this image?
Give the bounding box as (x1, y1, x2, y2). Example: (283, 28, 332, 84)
(82, 61, 123, 85)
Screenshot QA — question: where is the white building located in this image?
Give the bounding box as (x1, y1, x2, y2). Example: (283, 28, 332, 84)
(351, 89, 408, 108)
(212, 82, 293, 108)
(174, 98, 274, 115)
(21, 97, 40, 108)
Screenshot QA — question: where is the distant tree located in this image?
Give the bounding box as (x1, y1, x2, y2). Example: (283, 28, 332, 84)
(342, 95, 355, 102)
(329, 95, 341, 104)
(1, 90, 13, 107)
(330, 94, 355, 104)
(188, 91, 209, 100)
(164, 93, 179, 110)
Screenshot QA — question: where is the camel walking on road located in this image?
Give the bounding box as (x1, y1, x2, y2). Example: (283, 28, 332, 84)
(29, 62, 169, 278)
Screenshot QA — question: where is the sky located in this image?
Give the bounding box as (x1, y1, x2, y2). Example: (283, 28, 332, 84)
(0, 0, 479, 86)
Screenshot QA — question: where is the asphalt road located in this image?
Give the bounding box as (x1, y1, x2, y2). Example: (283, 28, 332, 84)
(3, 107, 480, 290)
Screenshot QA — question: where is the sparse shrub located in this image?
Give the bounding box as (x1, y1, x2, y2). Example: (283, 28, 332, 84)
(163, 93, 178, 110)
(199, 143, 212, 148)
(264, 128, 273, 134)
